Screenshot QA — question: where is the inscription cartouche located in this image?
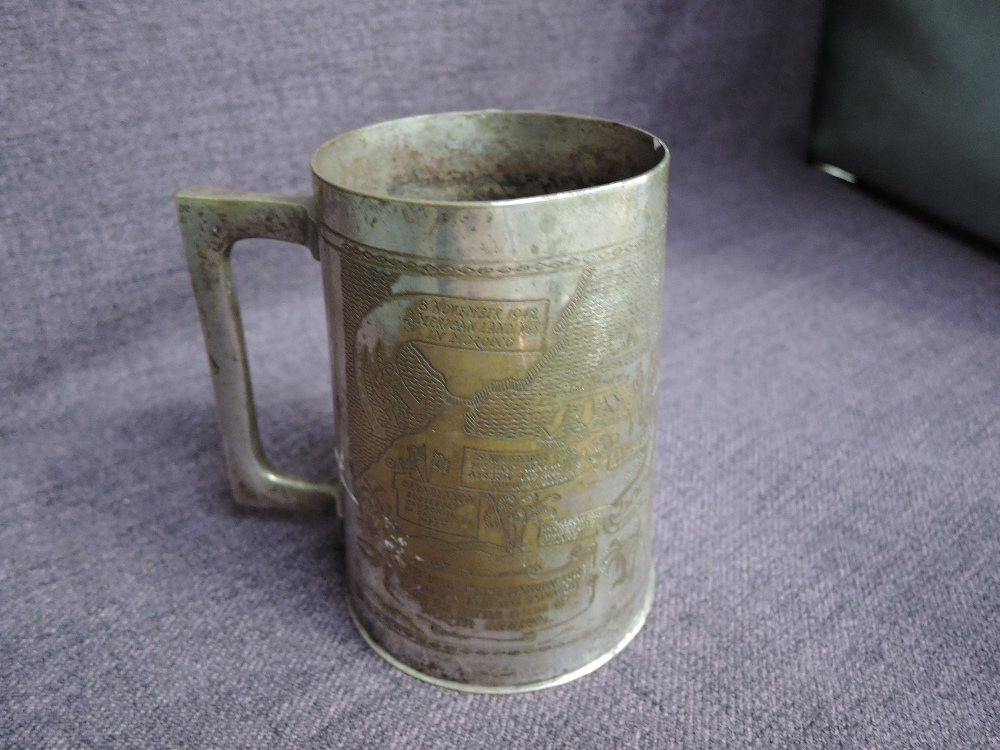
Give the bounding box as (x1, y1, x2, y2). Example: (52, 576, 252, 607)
(401, 296, 548, 352)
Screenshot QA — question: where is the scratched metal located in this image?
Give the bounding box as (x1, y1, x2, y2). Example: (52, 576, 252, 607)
(178, 111, 669, 692)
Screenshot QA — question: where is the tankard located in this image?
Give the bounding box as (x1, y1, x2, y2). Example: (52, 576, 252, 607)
(176, 110, 669, 692)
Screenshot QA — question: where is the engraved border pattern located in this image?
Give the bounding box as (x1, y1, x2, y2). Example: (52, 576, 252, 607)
(320, 225, 662, 278)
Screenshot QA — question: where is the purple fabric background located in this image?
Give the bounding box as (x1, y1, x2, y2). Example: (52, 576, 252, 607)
(2, 1, 998, 746)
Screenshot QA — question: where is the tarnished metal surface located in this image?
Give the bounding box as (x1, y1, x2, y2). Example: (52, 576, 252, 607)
(176, 188, 341, 513)
(178, 111, 669, 691)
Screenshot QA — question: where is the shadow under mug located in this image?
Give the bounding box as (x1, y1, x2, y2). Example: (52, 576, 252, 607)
(176, 110, 669, 693)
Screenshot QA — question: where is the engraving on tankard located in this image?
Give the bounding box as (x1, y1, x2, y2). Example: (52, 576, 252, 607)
(177, 110, 669, 692)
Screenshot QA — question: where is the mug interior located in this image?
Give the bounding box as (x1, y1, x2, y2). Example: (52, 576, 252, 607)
(311, 111, 666, 203)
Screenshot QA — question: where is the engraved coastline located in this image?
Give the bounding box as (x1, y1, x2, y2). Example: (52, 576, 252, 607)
(339, 228, 663, 646)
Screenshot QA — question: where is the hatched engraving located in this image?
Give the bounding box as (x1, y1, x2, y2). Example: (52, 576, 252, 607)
(336, 226, 663, 649)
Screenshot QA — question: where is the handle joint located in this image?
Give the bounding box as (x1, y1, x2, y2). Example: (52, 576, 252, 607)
(176, 187, 341, 515)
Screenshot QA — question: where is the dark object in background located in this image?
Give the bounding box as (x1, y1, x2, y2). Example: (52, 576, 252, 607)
(810, 0, 1000, 247)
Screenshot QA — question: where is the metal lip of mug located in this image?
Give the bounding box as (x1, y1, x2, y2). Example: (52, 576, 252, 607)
(177, 110, 669, 693)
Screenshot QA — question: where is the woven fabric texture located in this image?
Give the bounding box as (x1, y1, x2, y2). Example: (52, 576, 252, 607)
(2, 1, 997, 747)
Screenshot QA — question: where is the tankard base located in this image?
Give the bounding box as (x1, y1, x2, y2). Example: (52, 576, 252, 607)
(344, 572, 655, 694)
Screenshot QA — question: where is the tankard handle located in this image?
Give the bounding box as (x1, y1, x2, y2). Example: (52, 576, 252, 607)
(176, 187, 342, 516)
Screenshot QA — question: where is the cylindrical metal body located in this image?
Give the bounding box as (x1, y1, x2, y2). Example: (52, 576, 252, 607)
(312, 111, 669, 691)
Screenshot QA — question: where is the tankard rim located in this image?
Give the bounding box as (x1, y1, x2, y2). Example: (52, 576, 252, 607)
(309, 109, 669, 209)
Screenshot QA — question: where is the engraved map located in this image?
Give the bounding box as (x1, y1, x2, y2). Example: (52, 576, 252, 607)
(330, 226, 664, 651)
